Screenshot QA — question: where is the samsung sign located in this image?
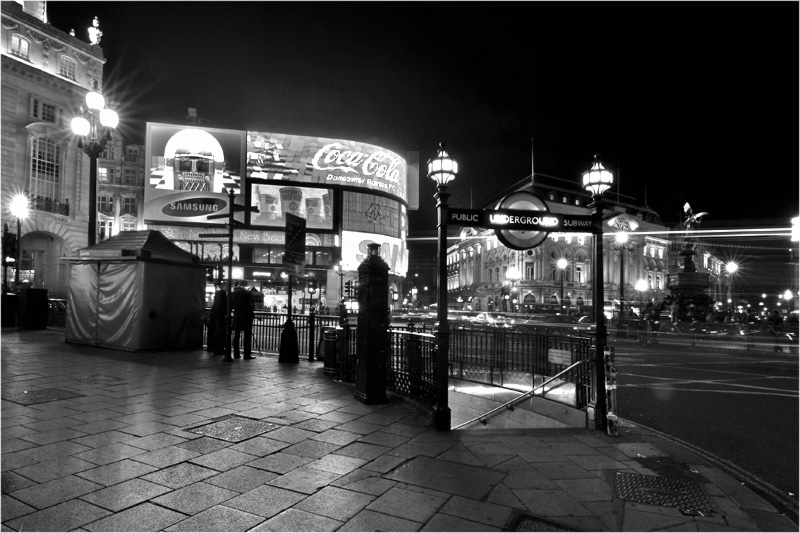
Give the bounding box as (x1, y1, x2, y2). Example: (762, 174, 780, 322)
(162, 198, 226, 217)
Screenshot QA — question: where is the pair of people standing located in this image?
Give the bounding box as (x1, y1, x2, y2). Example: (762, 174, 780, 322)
(209, 280, 255, 360)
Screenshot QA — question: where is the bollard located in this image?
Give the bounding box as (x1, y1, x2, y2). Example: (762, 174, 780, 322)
(323, 328, 339, 376)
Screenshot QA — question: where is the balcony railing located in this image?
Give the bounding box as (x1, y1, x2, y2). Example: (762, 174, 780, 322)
(31, 196, 69, 216)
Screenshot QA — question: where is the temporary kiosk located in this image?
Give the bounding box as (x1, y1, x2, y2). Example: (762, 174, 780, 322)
(65, 230, 205, 351)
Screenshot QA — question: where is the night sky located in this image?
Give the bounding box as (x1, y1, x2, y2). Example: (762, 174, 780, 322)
(46, 1, 799, 233)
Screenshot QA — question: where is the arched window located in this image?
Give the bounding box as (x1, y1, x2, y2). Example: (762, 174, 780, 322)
(30, 137, 61, 201)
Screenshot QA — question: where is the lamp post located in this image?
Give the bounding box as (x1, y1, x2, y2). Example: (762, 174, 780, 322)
(581, 154, 613, 433)
(725, 261, 738, 311)
(614, 233, 628, 319)
(71, 80, 119, 247)
(9, 194, 29, 287)
(557, 258, 568, 313)
(428, 142, 458, 431)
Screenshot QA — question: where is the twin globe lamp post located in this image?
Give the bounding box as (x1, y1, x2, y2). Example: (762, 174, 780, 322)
(427, 147, 614, 433)
(71, 80, 119, 247)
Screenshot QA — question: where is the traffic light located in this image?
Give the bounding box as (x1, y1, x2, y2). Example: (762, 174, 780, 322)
(308, 279, 317, 293)
(2, 232, 17, 267)
(344, 280, 352, 298)
(206, 267, 215, 283)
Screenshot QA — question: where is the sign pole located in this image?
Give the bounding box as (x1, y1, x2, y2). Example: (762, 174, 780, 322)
(224, 188, 235, 361)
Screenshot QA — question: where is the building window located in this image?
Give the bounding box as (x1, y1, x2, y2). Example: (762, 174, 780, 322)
(102, 145, 115, 160)
(98, 167, 109, 183)
(30, 137, 61, 201)
(575, 263, 584, 283)
(58, 55, 77, 79)
(124, 169, 137, 185)
(525, 261, 535, 280)
(98, 195, 114, 215)
(10, 35, 30, 59)
(30, 97, 62, 125)
(122, 197, 136, 216)
(121, 216, 136, 232)
(98, 219, 113, 242)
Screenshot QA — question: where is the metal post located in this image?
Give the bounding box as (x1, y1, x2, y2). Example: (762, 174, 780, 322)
(560, 269, 565, 312)
(591, 196, 608, 432)
(88, 151, 98, 247)
(619, 246, 625, 318)
(223, 188, 235, 361)
(15, 218, 21, 286)
(434, 183, 451, 431)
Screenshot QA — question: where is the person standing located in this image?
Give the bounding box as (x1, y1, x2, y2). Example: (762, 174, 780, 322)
(210, 281, 228, 356)
(232, 281, 256, 359)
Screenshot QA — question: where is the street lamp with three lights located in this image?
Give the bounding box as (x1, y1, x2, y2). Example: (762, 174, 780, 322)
(71, 80, 119, 247)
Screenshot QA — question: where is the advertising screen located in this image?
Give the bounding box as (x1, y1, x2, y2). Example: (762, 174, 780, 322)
(144, 123, 246, 225)
(342, 230, 408, 277)
(342, 191, 406, 239)
(246, 131, 408, 204)
(250, 184, 334, 230)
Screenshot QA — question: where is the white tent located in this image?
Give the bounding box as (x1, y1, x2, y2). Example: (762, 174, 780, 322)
(65, 230, 205, 351)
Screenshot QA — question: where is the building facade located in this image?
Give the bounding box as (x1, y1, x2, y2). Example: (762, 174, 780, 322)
(1, 0, 111, 298)
(445, 174, 725, 318)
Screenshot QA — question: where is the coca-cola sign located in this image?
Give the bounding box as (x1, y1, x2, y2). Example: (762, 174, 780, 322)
(311, 143, 401, 184)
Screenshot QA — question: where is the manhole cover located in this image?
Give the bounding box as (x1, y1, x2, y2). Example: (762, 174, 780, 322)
(189, 416, 280, 442)
(507, 512, 578, 531)
(75, 375, 123, 384)
(1, 388, 85, 405)
(615, 472, 715, 516)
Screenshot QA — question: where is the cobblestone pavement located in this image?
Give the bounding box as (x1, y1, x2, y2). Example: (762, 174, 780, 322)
(2, 328, 797, 531)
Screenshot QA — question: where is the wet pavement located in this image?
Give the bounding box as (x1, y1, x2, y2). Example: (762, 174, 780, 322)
(2, 328, 797, 531)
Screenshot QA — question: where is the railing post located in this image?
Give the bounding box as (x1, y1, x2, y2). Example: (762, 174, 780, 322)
(308, 308, 316, 362)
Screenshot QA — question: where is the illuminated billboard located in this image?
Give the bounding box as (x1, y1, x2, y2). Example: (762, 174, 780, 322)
(342, 230, 408, 277)
(246, 131, 408, 204)
(144, 123, 246, 225)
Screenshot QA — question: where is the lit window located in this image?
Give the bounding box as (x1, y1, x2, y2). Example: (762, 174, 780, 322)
(30, 136, 60, 201)
(98, 167, 109, 182)
(122, 218, 136, 231)
(575, 263, 584, 283)
(98, 220, 113, 241)
(11, 35, 29, 59)
(58, 56, 77, 79)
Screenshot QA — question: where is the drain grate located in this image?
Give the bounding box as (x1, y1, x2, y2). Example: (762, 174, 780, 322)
(615, 472, 715, 516)
(189, 416, 280, 442)
(1, 388, 85, 405)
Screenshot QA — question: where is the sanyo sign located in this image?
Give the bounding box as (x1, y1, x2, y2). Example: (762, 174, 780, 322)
(341, 231, 408, 276)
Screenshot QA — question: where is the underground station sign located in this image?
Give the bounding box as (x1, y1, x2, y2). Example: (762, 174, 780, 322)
(448, 191, 596, 251)
(449, 208, 594, 232)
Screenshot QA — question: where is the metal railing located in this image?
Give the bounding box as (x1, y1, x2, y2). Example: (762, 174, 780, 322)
(451, 357, 595, 430)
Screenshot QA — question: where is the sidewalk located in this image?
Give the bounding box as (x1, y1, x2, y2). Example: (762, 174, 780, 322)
(2, 328, 797, 532)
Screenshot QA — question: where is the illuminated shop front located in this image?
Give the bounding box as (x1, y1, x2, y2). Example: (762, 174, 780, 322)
(144, 123, 413, 312)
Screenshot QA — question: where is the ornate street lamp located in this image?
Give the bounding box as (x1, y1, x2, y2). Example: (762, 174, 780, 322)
(556, 258, 568, 313)
(725, 261, 738, 310)
(9, 194, 29, 287)
(428, 142, 458, 431)
(581, 154, 613, 433)
(71, 80, 119, 247)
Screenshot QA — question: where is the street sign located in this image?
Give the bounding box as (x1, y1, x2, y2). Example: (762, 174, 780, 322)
(449, 208, 594, 232)
(284, 213, 306, 277)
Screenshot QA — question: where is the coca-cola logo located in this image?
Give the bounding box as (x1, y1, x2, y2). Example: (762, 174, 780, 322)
(163, 198, 226, 217)
(311, 143, 401, 183)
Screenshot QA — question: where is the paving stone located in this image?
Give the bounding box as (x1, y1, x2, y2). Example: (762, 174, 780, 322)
(281, 438, 341, 459)
(225, 484, 306, 517)
(17, 439, 91, 462)
(174, 435, 232, 454)
(338, 509, 422, 532)
(362, 454, 408, 474)
(1, 470, 38, 493)
(12, 455, 97, 482)
(229, 435, 290, 456)
(554, 478, 614, 502)
(164, 504, 264, 531)
(190, 448, 258, 471)
(152, 481, 239, 515)
(1, 494, 37, 521)
(296, 486, 376, 521)
(247, 451, 313, 474)
(141, 462, 220, 489)
(123, 432, 188, 451)
(4, 497, 111, 532)
(132, 445, 201, 468)
(368, 485, 448, 523)
(306, 453, 369, 475)
(422, 513, 502, 531)
(249, 507, 343, 532)
(73, 442, 147, 465)
(70, 429, 138, 448)
(80, 478, 172, 512)
(530, 461, 594, 480)
(309, 428, 364, 446)
(514, 488, 594, 517)
(440, 496, 514, 529)
(335, 441, 393, 461)
(75, 458, 158, 486)
(333, 470, 398, 496)
(83, 502, 188, 531)
(8, 474, 103, 509)
(357, 430, 412, 448)
(268, 464, 343, 494)
(293, 418, 341, 433)
(386, 456, 505, 499)
(503, 469, 560, 490)
(266, 426, 317, 444)
(205, 464, 279, 492)
(19, 427, 88, 445)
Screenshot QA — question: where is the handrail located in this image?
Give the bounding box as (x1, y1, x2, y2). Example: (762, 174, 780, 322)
(451, 358, 595, 430)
